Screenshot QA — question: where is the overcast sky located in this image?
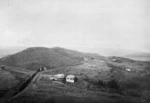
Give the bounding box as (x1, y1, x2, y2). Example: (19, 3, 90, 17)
(0, 0, 150, 53)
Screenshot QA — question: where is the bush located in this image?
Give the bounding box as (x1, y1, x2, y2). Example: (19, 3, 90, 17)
(97, 80, 105, 87)
(107, 79, 119, 89)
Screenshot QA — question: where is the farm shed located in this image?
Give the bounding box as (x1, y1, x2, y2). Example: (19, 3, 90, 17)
(55, 74, 65, 79)
(125, 68, 131, 72)
(66, 75, 76, 83)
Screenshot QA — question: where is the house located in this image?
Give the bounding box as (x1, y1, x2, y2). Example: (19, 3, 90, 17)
(66, 75, 76, 83)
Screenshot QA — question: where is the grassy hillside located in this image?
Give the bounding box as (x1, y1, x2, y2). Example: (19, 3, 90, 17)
(0, 66, 32, 99)
(0, 47, 150, 103)
(0, 47, 105, 70)
(0, 47, 78, 70)
(10, 57, 150, 103)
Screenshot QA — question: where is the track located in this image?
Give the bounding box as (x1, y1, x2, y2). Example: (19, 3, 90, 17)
(0, 69, 41, 103)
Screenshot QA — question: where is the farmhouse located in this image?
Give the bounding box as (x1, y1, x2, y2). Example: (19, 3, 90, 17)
(66, 75, 76, 83)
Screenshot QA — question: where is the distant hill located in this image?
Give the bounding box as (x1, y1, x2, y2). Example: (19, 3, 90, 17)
(125, 52, 150, 61)
(0, 47, 104, 70)
(0, 47, 25, 58)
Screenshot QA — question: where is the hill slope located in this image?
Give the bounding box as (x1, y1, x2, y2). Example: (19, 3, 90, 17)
(0, 47, 104, 70)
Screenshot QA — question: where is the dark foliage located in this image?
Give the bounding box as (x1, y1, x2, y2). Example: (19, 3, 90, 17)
(107, 79, 119, 89)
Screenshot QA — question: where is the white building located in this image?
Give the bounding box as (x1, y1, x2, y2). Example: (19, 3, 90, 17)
(55, 74, 65, 79)
(66, 75, 76, 83)
(49, 74, 65, 81)
(125, 68, 131, 72)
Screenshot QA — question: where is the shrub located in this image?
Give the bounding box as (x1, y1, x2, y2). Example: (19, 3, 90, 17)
(97, 80, 105, 87)
(107, 79, 119, 89)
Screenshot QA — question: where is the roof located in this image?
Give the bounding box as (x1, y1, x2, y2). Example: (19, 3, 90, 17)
(55, 74, 64, 76)
(66, 75, 75, 78)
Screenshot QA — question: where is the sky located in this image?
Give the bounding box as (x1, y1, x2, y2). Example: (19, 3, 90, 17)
(0, 0, 150, 54)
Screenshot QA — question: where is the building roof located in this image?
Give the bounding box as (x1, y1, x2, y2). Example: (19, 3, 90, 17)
(66, 75, 75, 78)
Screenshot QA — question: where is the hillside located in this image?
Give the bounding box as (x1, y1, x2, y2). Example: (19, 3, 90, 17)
(0, 47, 105, 70)
(5, 53, 150, 103)
(0, 47, 150, 103)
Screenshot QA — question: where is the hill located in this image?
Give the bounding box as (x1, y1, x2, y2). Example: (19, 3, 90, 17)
(0, 47, 105, 70)
(0, 47, 150, 103)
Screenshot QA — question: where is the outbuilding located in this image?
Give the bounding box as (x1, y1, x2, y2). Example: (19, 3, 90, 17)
(66, 75, 76, 83)
(125, 68, 131, 72)
(55, 74, 65, 79)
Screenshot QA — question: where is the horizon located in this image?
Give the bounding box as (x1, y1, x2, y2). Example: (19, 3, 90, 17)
(0, 46, 149, 58)
(0, 0, 150, 54)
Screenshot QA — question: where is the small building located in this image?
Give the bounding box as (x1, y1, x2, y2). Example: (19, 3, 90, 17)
(55, 74, 65, 79)
(66, 75, 76, 83)
(125, 68, 131, 72)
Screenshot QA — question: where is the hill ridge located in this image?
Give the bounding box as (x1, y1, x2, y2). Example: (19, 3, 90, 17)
(0, 47, 104, 70)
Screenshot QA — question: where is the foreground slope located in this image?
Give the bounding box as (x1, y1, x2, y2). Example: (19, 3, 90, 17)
(8, 55, 150, 103)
